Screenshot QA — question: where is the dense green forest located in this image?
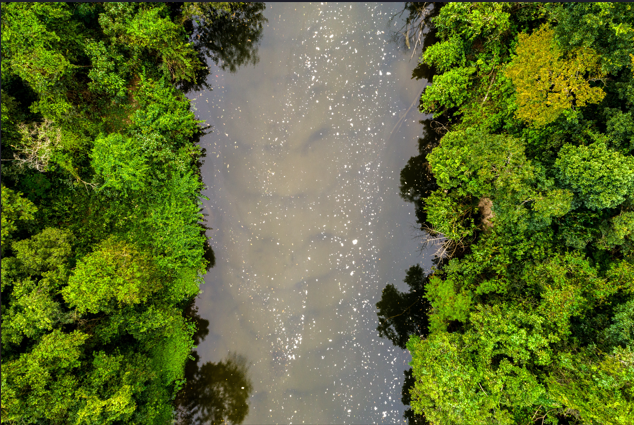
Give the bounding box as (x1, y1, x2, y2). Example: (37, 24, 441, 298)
(1, 2, 264, 423)
(378, 2, 634, 424)
(3, 2, 633, 424)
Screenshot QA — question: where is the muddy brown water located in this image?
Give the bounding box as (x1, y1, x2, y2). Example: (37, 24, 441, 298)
(191, 3, 433, 423)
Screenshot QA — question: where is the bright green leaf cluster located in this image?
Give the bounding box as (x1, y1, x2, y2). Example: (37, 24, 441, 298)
(555, 142, 634, 210)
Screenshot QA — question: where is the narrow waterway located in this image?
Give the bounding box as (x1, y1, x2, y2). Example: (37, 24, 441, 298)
(191, 3, 432, 423)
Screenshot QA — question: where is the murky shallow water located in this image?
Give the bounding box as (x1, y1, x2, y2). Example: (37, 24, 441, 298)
(191, 3, 431, 423)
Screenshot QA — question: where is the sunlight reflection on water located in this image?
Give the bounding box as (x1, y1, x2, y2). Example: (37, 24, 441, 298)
(192, 3, 432, 423)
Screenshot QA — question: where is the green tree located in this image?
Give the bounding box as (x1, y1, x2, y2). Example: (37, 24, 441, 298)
(1, 185, 37, 253)
(0, 2, 257, 423)
(63, 238, 161, 315)
(555, 141, 634, 210)
(2, 330, 89, 422)
(389, 3, 634, 424)
(505, 25, 606, 127)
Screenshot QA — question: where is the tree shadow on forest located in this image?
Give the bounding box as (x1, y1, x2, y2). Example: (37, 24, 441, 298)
(175, 302, 253, 425)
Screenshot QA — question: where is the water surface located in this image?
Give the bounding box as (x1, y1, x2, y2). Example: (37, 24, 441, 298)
(192, 3, 431, 423)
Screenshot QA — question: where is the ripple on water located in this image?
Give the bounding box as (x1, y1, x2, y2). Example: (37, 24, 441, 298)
(195, 2, 429, 423)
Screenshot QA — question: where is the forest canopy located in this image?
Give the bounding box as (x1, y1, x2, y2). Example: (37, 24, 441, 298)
(0, 2, 263, 423)
(378, 3, 634, 424)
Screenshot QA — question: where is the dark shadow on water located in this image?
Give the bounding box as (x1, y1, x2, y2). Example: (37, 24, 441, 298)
(179, 3, 267, 93)
(398, 116, 444, 230)
(402, 368, 431, 425)
(396, 1, 446, 232)
(409, 3, 441, 83)
(376, 264, 431, 350)
(387, 1, 442, 84)
(379, 3, 448, 425)
(202, 235, 216, 271)
(170, 3, 261, 423)
(175, 302, 253, 425)
(376, 264, 433, 425)
(203, 241, 216, 270)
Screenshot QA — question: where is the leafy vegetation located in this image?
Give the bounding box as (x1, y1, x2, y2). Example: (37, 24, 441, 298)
(378, 3, 634, 424)
(1, 2, 262, 423)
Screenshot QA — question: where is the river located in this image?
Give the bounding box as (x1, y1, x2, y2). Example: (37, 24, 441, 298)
(191, 3, 432, 423)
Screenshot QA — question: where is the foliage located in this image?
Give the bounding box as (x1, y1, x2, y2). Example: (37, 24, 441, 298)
(546, 347, 634, 424)
(420, 66, 475, 113)
(91, 133, 151, 192)
(2, 330, 90, 423)
(428, 129, 533, 199)
(418, 2, 545, 129)
(505, 25, 606, 127)
(547, 2, 634, 75)
(63, 238, 162, 315)
(381, 3, 634, 424)
(1, 185, 37, 254)
(555, 141, 634, 210)
(1, 2, 263, 423)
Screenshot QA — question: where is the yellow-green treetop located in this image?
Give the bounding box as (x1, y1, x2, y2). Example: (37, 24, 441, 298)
(505, 25, 606, 127)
